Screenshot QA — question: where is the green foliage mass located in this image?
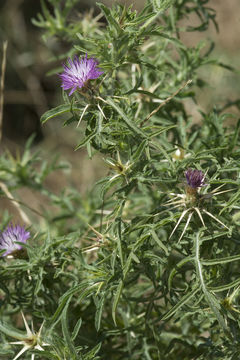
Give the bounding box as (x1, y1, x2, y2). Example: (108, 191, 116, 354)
(1, 1, 240, 359)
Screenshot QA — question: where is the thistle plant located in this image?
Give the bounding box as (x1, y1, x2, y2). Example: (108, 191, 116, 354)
(0, 1, 240, 359)
(0, 312, 49, 360)
(0, 224, 30, 257)
(59, 54, 104, 95)
(168, 168, 231, 243)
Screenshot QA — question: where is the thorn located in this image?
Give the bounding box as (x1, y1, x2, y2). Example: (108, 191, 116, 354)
(77, 104, 89, 128)
(87, 224, 103, 238)
(97, 103, 107, 119)
(212, 189, 233, 196)
(169, 208, 190, 240)
(178, 211, 193, 244)
(194, 207, 206, 227)
(21, 312, 32, 337)
(202, 209, 229, 230)
(12, 345, 29, 360)
(210, 184, 225, 193)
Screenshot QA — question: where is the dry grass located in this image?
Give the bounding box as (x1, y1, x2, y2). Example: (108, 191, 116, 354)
(0, 41, 7, 142)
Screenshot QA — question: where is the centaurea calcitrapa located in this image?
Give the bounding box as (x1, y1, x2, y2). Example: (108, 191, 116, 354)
(59, 54, 106, 129)
(59, 54, 104, 96)
(104, 152, 132, 184)
(168, 168, 231, 243)
(222, 286, 240, 315)
(81, 224, 108, 254)
(0, 224, 30, 257)
(6, 312, 49, 360)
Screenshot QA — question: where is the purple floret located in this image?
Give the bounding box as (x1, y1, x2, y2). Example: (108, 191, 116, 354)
(185, 169, 206, 189)
(59, 54, 104, 96)
(0, 224, 30, 256)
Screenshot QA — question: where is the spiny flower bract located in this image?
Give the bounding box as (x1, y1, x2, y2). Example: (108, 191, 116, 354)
(185, 168, 206, 189)
(59, 54, 104, 95)
(0, 224, 30, 256)
(167, 170, 230, 243)
(8, 312, 50, 360)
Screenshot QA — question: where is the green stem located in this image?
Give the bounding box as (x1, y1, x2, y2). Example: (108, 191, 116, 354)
(195, 232, 206, 292)
(194, 232, 229, 334)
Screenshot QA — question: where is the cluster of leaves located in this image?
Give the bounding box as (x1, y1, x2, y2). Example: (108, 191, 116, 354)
(0, 1, 240, 359)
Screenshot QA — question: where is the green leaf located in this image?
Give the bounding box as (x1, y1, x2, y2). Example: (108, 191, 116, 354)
(209, 278, 240, 293)
(116, 218, 124, 268)
(40, 104, 82, 124)
(161, 286, 199, 321)
(203, 290, 228, 333)
(97, 3, 121, 34)
(202, 254, 240, 266)
(71, 318, 82, 341)
(123, 233, 150, 278)
(75, 130, 97, 150)
(148, 125, 177, 138)
(49, 282, 97, 326)
(168, 256, 194, 290)
(220, 187, 240, 214)
(61, 301, 78, 357)
(95, 295, 105, 332)
(112, 280, 123, 326)
(151, 0, 176, 13)
(83, 342, 102, 360)
(128, 12, 158, 26)
(30, 350, 59, 360)
(0, 321, 26, 341)
(150, 229, 169, 255)
(106, 98, 148, 138)
(131, 139, 148, 162)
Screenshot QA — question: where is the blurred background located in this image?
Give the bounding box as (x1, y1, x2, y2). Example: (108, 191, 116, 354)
(0, 0, 239, 220)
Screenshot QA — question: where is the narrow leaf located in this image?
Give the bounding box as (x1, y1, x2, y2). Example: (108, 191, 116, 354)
(202, 254, 240, 266)
(112, 280, 123, 326)
(106, 98, 148, 138)
(161, 286, 199, 321)
(95, 295, 105, 332)
(61, 302, 78, 356)
(41, 104, 82, 124)
(150, 229, 169, 255)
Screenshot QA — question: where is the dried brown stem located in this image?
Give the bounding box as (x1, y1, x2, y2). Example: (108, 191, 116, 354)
(1, 195, 44, 219)
(0, 182, 31, 226)
(140, 79, 192, 127)
(0, 41, 8, 142)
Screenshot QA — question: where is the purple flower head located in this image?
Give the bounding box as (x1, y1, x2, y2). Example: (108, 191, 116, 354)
(185, 168, 206, 189)
(0, 224, 30, 256)
(59, 54, 104, 96)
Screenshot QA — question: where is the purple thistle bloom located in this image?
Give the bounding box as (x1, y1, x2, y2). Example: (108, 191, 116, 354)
(0, 224, 30, 256)
(59, 54, 104, 96)
(185, 168, 206, 189)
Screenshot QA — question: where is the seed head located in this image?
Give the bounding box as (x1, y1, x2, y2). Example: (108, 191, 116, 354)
(59, 54, 104, 95)
(0, 224, 30, 256)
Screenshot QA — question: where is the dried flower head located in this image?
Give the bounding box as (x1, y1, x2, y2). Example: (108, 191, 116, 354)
(7, 311, 50, 360)
(0, 224, 30, 256)
(104, 152, 132, 183)
(185, 168, 206, 189)
(59, 54, 104, 95)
